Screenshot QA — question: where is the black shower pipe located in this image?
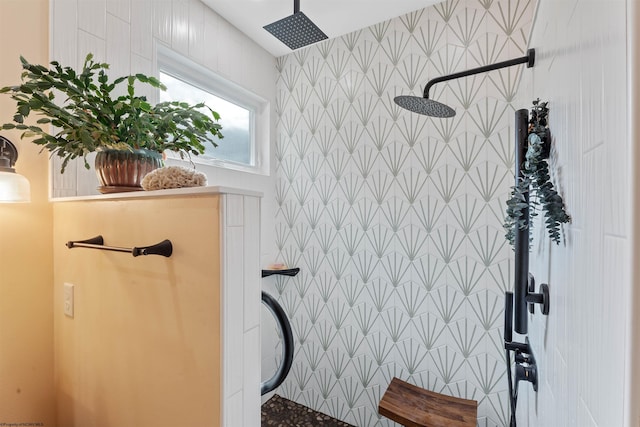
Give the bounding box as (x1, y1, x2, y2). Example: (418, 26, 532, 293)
(293, 0, 299, 13)
(261, 291, 294, 396)
(422, 49, 535, 99)
(514, 109, 530, 334)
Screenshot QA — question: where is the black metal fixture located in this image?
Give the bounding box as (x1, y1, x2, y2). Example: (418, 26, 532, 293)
(395, 49, 536, 117)
(503, 109, 552, 426)
(0, 135, 31, 203)
(66, 235, 173, 257)
(504, 292, 538, 427)
(261, 267, 296, 395)
(261, 267, 300, 278)
(513, 109, 550, 334)
(260, 291, 294, 395)
(395, 52, 550, 425)
(264, 0, 328, 51)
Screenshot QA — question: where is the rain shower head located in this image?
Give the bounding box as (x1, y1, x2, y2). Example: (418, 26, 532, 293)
(395, 48, 536, 118)
(264, 0, 328, 51)
(394, 96, 456, 118)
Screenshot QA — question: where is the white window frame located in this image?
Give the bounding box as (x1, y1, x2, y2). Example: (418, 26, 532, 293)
(156, 46, 269, 175)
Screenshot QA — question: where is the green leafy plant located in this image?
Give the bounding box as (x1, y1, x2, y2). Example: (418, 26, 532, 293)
(504, 99, 570, 248)
(0, 53, 223, 172)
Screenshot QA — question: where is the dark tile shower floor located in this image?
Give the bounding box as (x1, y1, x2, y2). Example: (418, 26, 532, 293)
(261, 394, 355, 427)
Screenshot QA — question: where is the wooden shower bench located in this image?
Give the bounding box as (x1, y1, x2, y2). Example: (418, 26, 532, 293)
(379, 377, 477, 427)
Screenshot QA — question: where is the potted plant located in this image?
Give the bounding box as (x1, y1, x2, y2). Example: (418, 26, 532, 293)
(504, 99, 570, 248)
(0, 53, 223, 191)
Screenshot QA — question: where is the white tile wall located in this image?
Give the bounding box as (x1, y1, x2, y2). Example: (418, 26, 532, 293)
(50, 0, 278, 204)
(243, 196, 261, 330)
(627, 3, 640, 425)
(106, 0, 130, 22)
(221, 194, 262, 427)
(519, 1, 632, 426)
(131, 0, 153, 58)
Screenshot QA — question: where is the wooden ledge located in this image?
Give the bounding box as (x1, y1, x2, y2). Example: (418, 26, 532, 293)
(378, 377, 477, 427)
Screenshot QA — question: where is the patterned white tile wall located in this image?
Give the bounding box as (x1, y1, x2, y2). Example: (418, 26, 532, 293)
(271, 1, 535, 426)
(519, 1, 631, 426)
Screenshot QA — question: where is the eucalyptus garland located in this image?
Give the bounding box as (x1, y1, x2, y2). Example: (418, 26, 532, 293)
(504, 99, 571, 248)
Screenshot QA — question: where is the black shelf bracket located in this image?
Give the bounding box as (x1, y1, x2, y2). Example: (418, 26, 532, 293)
(261, 268, 300, 278)
(66, 235, 173, 258)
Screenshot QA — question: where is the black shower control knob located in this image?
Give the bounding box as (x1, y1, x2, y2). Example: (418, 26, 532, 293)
(515, 352, 532, 364)
(515, 363, 538, 392)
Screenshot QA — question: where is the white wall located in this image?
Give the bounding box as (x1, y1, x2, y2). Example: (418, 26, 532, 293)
(50, 0, 278, 265)
(519, 1, 632, 426)
(628, 2, 640, 425)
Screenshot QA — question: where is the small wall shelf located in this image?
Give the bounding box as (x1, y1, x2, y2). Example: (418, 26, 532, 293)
(261, 268, 300, 278)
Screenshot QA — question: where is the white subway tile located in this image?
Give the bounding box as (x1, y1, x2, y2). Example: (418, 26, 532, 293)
(51, 0, 79, 65)
(107, 0, 130, 22)
(216, 17, 242, 82)
(131, 0, 153, 59)
(131, 52, 153, 75)
(225, 194, 244, 227)
(223, 391, 243, 427)
(171, 0, 190, 54)
(153, 0, 172, 45)
(75, 153, 100, 196)
(51, 157, 79, 197)
(106, 13, 131, 78)
(243, 196, 261, 331)
(243, 327, 261, 427)
(131, 53, 155, 100)
(223, 226, 245, 397)
(78, 0, 107, 39)
(202, 6, 219, 72)
(188, 0, 205, 63)
(78, 29, 106, 65)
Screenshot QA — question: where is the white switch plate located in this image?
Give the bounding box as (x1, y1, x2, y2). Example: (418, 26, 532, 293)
(63, 282, 74, 318)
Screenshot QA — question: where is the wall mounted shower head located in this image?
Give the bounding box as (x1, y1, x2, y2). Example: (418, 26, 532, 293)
(395, 49, 536, 118)
(264, 0, 328, 51)
(394, 96, 456, 118)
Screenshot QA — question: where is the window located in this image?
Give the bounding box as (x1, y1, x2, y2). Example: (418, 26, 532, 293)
(157, 47, 269, 175)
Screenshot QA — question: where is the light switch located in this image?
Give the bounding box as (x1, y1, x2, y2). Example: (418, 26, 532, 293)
(63, 282, 74, 318)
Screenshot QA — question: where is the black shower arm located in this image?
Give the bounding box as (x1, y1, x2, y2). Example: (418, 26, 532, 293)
(294, 0, 300, 13)
(422, 48, 535, 99)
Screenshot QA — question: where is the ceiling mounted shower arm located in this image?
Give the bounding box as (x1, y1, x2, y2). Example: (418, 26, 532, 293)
(294, 0, 299, 13)
(422, 48, 536, 99)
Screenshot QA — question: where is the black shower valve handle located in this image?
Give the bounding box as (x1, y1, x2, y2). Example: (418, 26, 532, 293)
(515, 351, 533, 365)
(515, 363, 538, 392)
(512, 337, 538, 392)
